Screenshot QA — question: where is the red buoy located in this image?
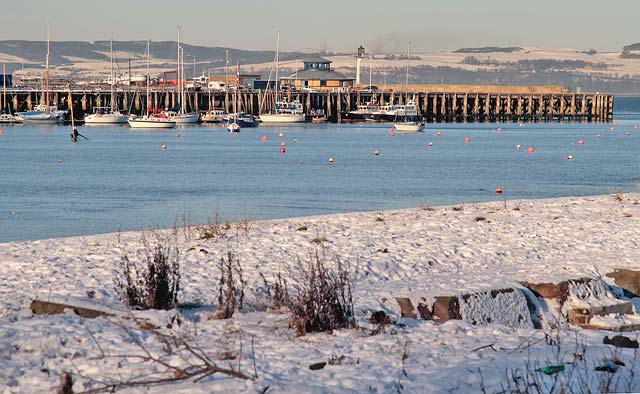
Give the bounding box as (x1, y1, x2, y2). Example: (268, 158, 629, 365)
(0, 129, 3, 135)
(373, 150, 380, 156)
(578, 139, 584, 145)
(527, 147, 535, 153)
(261, 135, 268, 141)
(464, 137, 471, 143)
(57, 159, 62, 164)
(496, 187, 503, 194)
(497, 127, 502, 132)
(437, 131, 442, 136)
(427, 142, 433, 147)
(279, 147, 285, 153)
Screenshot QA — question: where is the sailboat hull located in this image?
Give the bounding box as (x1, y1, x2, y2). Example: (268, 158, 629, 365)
(394, 122, 424, 132)
(84, 113, 128, 124)
(259, 113, 306, 123)
(16, 110, 66, 124)
(127, 117, 176, 129)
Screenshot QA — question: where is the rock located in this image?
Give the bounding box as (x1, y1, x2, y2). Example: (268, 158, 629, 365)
(396, 297, 417, 319)
(30, 299, 112, 319)
(417, 299, 432, 320)
(603, 335, 639, 349)
(606, 269, 640, 297)
(432, 296, 461, 322)
(309, 362, 327, 370)
(520, 280, 572, 304)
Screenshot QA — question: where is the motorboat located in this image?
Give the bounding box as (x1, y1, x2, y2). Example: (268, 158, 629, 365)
(201, 109, 225, 123)
(84, 107, 128, 124)
(163, 110, 200, 124)
(0, 113, 21, 124)
(16, 105, 66, 124)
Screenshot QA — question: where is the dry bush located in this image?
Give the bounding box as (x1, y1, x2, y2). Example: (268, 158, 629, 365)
(114, 232, 181, 310)
(263, 272, 291, 310)
(288, 251, 356, 336)
(214, 252, 245, 319)
(197, 206, 231, 240)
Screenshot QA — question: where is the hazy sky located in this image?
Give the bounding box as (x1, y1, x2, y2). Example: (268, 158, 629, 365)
(2, 0, 638, 53)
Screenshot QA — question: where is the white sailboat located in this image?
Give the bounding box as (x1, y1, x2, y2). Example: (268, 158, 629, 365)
(259, 32, 306, 124)
(128, 39, 176, 129)
(164, 27, 199, 124)
(0, 63, 20, 124)
(85, 40, 128, 124)
(394, 42, 424, 133)
(16, 24, 67, 124)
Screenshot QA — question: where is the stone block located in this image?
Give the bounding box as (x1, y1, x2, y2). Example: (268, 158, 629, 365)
(433, 296, 461, 322)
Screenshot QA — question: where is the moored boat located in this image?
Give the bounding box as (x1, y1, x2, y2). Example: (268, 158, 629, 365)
(201, 109, 225, 123)
(84, 107, 128, 124)
(260, 100, 306, 123)
(0, 113, 21, 124)
(127, 115, 176, 129)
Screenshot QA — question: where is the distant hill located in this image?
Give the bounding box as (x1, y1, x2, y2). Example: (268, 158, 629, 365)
(453, 47, 523, 54)
(0, 40, 310, 72)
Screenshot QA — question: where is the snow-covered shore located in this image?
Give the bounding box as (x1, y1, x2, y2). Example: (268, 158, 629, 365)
(1, 193, 639, 393)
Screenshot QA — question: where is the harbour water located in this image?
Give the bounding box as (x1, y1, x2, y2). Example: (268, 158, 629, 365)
(1, 98, 639, 243)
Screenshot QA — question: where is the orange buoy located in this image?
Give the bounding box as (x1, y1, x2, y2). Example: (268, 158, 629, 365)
(495, 187, 503, 194)
(161, 144, 167, 150)
(578, 139, 584, 145)
(497, 127, 502, 132)
(328, 157, 334, 163)
(0, 129, 3, 135)
(464, 137, 471, 143)
(427, 142, 433, 147)
(516, 144, 521, 150)
(279, 147, 285, 153)
(373, 150, 380, 156)
(389, 128, 394, 133)
(436, 131, 442, 136)
(281, 142, 286, 147)
(261, 135, 268, 141)
(527, 147, 534, 153)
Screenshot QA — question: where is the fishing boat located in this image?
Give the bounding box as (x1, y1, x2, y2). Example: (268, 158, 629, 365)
(0, 113, 20, 124)
(128, 39, 176, 129)
(223, 113, 258, 128)
(393, 43, 424, 133)
(85, 40, 127, 124)
(16, 25, 67, 124)
(259, 32, 306, 124)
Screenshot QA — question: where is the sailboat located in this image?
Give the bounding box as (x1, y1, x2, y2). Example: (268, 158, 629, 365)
(16, 24, 67, 124)
(0, 63, 20, 124)
(393, 42, 424, 133)
(85, 40, 128, 124)
(128, 39, 176, 129)
(163, 27, 200, 124)
(259, 32, 306, 124)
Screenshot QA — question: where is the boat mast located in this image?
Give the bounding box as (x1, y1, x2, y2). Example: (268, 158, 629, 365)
(110, 39, 115, 112)
(146, 38, 150, 116)
(275, 31, 279, 102)
(181, 47, 186, 114)
(177, 25, 182, 114)
(3, 63, 6, 113)
(45, 23, 50, 110)
(405, 42, 410, 102)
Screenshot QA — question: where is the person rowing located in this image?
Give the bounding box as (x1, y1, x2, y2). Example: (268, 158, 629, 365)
(70, 127, 88, 142)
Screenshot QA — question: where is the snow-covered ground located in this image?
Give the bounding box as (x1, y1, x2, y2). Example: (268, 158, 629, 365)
(1, 193, 639, 393)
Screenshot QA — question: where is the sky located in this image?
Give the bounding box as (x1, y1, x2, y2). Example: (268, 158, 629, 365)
(2, 0, 639, 53)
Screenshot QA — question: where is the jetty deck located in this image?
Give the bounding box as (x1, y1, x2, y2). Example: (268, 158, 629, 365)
(1, 85, 613, 123)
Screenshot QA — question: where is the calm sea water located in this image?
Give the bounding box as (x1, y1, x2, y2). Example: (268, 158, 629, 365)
(1, 97, 639, 243)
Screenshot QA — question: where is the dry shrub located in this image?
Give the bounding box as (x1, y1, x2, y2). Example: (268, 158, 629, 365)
(197, 206, 231, 240)
(115, 232, 181, 310)
(288, 251, 356, 336)
(214, 252, 245, 319)
(264, 272, 291, 309)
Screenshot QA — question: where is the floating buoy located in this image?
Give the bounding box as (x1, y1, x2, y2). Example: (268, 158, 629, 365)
(615, 122, 620, 126)
(635, 125, 638, 129)
(0, 129, 3, 135)
(176, 133, 181, 138)
(464, 137, 471, 143)
(596, 134, 601, 138)
(626, 131, 631, 135)
(436, 131, 442, 136)
(527, 147, 535, 153)
(610, 127, 615, 131)
(519, 123, 524, 127)
(281, 142, 286, 147)
(373, 150, 380, 156)
(427, 141, 433, 147)
(516, 144, 521, 150)
(261, 135, 268, 141)
(294, 138, 298, 143)
(279, 147, 285, 153)
(578, 139, 584, 145)
(389, 127, 394, 133)
(495, 187, 503, 194)
(497, 127, 502, 132)
(278, 132, 284, 138)
(567, 155, 573, 160)
(57, 159, 62, 164)
(10, 210, 16, 215)
(389, 131, 395, 137)
(161, 144, 167, 150)
(328, 157, 334, 163)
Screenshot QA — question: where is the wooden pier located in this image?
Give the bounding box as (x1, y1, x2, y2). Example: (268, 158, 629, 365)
(0, 88, 614, 123)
